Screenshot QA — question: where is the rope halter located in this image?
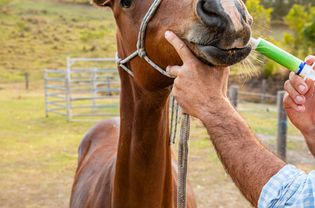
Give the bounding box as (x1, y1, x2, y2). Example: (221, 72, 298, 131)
(116, 0, 173, 78)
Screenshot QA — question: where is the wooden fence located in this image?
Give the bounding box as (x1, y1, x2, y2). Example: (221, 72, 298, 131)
(229, 85, 288, 161)
(44, 57, 120, 122)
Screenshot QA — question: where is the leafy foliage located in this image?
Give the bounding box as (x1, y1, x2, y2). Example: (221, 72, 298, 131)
(246, 0, 273, 37)
(283, 4, 315, 57)
(261, 0, 314, 20)
(304, 16, 315, 46)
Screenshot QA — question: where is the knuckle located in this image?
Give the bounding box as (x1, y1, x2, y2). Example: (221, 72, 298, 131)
(292, 77, 304, 88)
(283, 93, 289, 102)
(174, 78, 180, 86)
(283, 94, 292, 107)
(179, 43, 185, 50)
(284, 80, 291, 90)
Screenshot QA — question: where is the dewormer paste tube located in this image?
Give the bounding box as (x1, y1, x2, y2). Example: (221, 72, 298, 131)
(251, 37, 315, 81)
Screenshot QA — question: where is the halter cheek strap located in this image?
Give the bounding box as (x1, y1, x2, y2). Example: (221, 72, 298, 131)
(116, 0, 173, 78)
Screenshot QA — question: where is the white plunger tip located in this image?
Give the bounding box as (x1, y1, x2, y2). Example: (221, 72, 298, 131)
(250, 37, 260, 50)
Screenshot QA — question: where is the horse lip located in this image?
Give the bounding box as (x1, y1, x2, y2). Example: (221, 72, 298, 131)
(195, 44, 252, 66)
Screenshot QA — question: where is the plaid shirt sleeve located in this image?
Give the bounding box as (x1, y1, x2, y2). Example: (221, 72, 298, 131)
(258, 164, 315, 208)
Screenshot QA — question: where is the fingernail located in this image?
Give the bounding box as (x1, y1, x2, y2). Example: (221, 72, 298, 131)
(166, 66, 170, 72)
(305, 55, 312, 61)
(298, 85, 306, 93)
(296, 95, 303, 103)
(165, 31, 171, 38)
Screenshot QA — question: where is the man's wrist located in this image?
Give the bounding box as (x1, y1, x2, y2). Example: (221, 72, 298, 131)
(198, 98, 235, 126)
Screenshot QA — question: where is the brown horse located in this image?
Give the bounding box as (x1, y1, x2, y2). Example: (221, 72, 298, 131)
(70, 0, 252, 207)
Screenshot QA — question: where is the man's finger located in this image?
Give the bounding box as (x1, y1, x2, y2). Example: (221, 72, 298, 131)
(283, 93, 305, 112)
(165, 31, 196, 62)
(166, 65, 181, 78)
(284, 80, 305, 105)
(289, 72, 308, 95)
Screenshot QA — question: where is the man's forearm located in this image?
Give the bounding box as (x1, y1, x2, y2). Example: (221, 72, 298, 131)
(200, 100, 286, 206)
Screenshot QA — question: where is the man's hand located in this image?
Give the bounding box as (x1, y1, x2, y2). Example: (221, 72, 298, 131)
(165, 31, 285, 207)
(283, 55, 315, 155)
(164, 31, 230, 119)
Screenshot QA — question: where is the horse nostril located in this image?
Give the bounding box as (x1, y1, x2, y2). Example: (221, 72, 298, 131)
(196, 0, 226, 30)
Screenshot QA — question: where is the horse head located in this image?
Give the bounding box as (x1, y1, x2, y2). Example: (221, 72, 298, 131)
(94, 0, 252, 90)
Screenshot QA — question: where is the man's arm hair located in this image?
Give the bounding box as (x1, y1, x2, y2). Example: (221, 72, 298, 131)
(200, 101, 286, 206)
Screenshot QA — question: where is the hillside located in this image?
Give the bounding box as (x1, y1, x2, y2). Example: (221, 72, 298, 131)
(0, 0, 116, 83)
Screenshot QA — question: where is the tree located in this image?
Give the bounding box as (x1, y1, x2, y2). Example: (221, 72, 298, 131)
(303, 10, 315, 51)
(304, 20, 315, 43)
(283, 4, 315, 57)
(261, 0, 314, 20)
(246, 0, 273, 37)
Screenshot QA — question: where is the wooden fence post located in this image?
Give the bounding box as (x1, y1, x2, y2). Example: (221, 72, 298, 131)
(91, 68, 97, 111)
(229, 85, 239, 108)
(65, 57, 72, 122)
(44, 70, 48, 117)
(24, 72, 29, 90)
(277, 91, 287, 161)
(106, 77, 112, 96)
(261, 79, 267, 103)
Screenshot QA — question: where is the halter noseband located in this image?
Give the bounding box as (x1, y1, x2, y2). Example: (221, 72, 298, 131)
(116, 0, 173, 78)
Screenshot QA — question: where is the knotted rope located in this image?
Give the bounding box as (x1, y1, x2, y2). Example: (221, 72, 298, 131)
(177, 113, 190, 208)
(169, 96, 190, 208)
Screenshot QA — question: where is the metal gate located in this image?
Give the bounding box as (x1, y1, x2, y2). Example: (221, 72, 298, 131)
(44, 57, 120, 122)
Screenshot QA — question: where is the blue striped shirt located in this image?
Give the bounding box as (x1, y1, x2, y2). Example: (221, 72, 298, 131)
(258, 165, 315, 207)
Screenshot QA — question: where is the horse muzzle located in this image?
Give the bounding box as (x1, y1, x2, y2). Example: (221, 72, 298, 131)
(189, 0, 252, 66)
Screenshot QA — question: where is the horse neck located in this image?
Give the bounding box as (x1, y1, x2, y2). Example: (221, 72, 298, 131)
(112, 65, 173, 207)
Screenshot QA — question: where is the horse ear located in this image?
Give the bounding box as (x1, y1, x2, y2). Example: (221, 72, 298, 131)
(92, 0, 112, 7)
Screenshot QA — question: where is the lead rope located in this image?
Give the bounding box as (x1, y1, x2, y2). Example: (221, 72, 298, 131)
(177, 113, 190, 208)
(169, 97, 190, 208)
(170, 96, 179, 145)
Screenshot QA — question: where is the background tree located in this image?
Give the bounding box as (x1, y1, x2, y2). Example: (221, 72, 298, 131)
(261, 0, 314, 20)
(283, 5, 315, 57)
(303, 14, 315, 51)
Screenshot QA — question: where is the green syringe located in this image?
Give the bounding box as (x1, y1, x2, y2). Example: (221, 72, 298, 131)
(251, 37, 315, 81)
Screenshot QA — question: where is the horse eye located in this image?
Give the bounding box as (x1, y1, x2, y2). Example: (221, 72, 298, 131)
(120, 0, 133, 8)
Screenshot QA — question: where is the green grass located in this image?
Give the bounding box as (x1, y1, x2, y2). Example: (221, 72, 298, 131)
(0, 82, 92, 207)
(0, 0, 116, 83)
(238, 102, 300, 136)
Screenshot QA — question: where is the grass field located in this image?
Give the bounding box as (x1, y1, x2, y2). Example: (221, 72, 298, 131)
(1, 81, 314, 208)
(0, 0, 115, 83)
